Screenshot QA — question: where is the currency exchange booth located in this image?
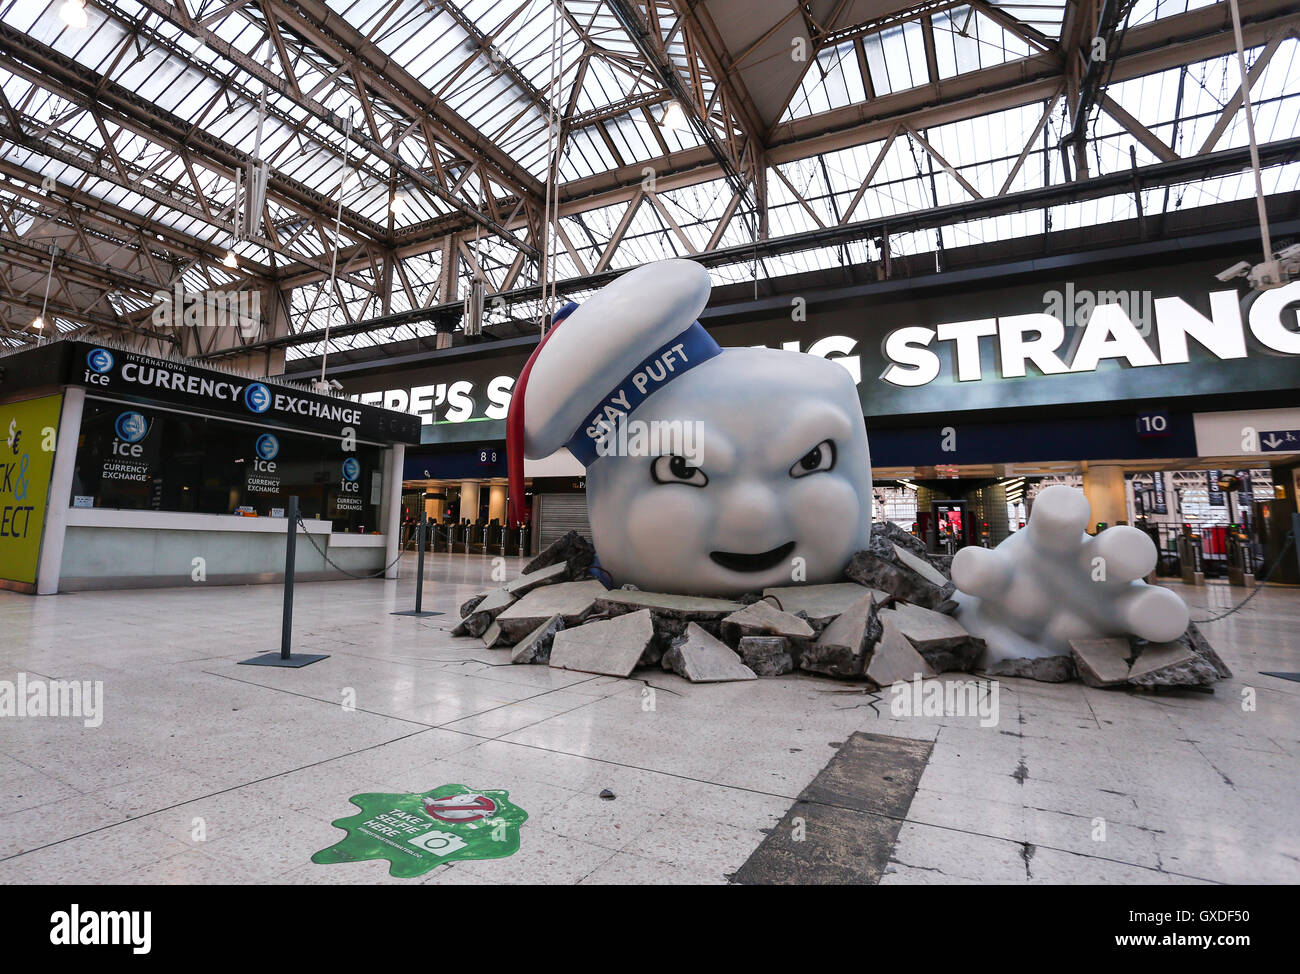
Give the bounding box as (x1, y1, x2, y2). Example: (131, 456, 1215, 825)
(0, 339, 420, 594)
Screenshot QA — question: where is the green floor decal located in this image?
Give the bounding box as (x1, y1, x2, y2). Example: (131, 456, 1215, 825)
(311, 785, 528, 878)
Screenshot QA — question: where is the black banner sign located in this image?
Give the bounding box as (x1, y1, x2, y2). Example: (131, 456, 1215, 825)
(12, 341, 420, 444)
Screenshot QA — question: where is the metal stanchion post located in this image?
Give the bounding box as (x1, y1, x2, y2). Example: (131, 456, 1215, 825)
(240, 495, 330, 667)
(393, 510, 443, 617)
(1227, 531, 1247, 587)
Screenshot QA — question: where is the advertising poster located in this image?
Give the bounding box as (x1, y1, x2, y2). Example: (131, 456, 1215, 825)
(100, 407, 161, 493)
(330, 456, 365, 521)
(245, 431, 284, 499)
(0, 394, 63, 586)
(1152, 471, 1168, 515)
(1207, 470, 1225, 507)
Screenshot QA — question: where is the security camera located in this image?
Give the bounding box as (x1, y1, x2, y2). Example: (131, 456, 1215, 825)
(1215, 260, 1252, 282)
(1249, 259, 1284, 290)
(310, 377, 343, 395)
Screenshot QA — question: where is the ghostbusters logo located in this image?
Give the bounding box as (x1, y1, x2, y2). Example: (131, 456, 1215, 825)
(511, 260, 873, 596)
(422, 792, 498, 823)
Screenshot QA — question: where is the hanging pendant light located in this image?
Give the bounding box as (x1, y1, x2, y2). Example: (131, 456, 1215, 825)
(59, 0, 88, 29)
(659, 100, 688, 132)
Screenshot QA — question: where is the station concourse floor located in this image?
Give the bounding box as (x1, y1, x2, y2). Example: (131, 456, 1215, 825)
(0, 553, 1296, 886)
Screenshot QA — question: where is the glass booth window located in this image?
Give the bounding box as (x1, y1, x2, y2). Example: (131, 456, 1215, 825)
(71, 401, 383, 532)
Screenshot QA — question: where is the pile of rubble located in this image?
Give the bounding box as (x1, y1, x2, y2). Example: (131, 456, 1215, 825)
(449, 526, 1229, 690)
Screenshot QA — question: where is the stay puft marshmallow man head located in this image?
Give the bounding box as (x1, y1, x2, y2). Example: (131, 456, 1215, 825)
(508, 259, 872, 596)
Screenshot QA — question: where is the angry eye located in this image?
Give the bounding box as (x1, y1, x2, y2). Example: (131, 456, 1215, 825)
(790, 439, 836, 478)
(651, 455, 708, 487)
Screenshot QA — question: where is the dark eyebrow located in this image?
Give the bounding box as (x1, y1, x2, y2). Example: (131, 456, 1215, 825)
(767, 407, 851, 466)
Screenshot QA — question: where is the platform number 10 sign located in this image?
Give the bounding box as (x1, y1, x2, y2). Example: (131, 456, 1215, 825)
(1136, 411, 1170, 437)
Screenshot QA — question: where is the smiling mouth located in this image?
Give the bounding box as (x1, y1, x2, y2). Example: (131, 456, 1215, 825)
(709, 541, 796, 573)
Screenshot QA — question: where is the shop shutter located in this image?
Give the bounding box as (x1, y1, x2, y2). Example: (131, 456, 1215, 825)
(534, 493, 590, 553)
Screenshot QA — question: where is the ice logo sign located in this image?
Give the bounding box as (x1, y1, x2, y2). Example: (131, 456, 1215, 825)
(86, 348, 114, 373)
(114, 412, 147, 444)
(255, 433, 279, 461)
(341, 457, 360, 482)
(244, 382, 272, 413)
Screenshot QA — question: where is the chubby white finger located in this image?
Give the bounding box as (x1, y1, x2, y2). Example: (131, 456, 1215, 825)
(951, 545, 1012, 599)
(1026, 484, 1092, 552)
(1115, 584, 1189, 643)
(1087, 525, 1157, 583)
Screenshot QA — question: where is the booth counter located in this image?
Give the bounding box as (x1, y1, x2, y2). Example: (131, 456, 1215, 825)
(0, 339, 421, 594)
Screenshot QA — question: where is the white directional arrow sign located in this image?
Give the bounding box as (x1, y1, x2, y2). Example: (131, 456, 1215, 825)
(1260, 430, 1300, 451)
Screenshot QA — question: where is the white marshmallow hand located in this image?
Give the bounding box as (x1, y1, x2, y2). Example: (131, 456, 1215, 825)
(951, 485, 1189, 662)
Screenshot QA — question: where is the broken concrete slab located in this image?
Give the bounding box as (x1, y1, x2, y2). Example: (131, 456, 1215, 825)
(894, 543, 951, 587)
(721, 600, 815, 643)
(1069, 637, 1133, 687)
(1127, 641, 1219, 687)
(762, 582, 886, 631)
(522, 529, 595, 577)
(495, 579, 608, 640)
(927, 635, 985, 674)
(871, 523, 957, 578)
(864, 618, 936, 687)
(476, 587, 516, 614)
(844, 540, 955, 610)
(481, 620, 508, 649)
(451, 585, 518, 637)
(449, 615, 476, 637)
(879, 602, 980, 673)
(871, 520, 926, 559)
(548, 608, 654, 677)
(662, 623, 757, 683)
(459, 593, 486, 619)
(510, 614, 565, 664)
(466, 587, 517, 634)
(1177, 622, 1233, 679)
(594, 589, 743, 657)
(737, 636, 794, 676)
(801, 592, 880, 678)
(987, 655, 1077, 683)
(594, 589, 741, 620)
(880, 602, 968, 651)
(502, 560, 570, 597)
(925, 552, 955, 577)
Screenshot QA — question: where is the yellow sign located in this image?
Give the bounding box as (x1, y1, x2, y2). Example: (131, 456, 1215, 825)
(1, 394, 63, 586)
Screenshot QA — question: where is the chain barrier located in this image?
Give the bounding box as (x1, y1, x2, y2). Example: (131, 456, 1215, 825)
(1191, 532, 1294, 624)
(294, 515, 406, 579)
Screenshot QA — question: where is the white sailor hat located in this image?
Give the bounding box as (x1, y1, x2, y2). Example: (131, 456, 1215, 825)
(505, 260, 718, 523)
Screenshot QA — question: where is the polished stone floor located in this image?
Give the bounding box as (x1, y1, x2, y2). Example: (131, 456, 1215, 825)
(0, 555, 1296, 885)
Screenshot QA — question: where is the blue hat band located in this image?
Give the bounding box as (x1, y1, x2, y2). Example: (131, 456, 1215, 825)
(565, 321, 721, 466)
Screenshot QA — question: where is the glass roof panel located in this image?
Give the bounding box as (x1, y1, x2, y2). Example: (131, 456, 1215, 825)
(1, 0, 1295, 354)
